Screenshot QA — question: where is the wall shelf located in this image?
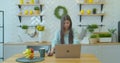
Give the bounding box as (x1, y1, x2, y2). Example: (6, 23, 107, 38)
(18, 4, 44, 6)
(78, 2, 105, 5)
(79, 13, 105, 22)
(18, 14, 43, 16)
(18, 4, 44, 11)
(77, 1, 105, 26)
(18, 14, 43, 22)
(79, 13, 105, 16)
(17, 3, 44, 22)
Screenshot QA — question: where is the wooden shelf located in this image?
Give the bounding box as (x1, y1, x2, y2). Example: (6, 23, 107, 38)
(80, 2, 105, 5)
(79, 13, 105, 16)
(18, 13, 43, 16)
(18, 4, 44, 6)
(17, 13, 43, 22)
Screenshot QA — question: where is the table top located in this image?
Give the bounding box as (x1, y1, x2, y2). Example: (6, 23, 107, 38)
(4, 41, 120, 46)
(3, 54, 101, 63)
(4, 41, 51, 46)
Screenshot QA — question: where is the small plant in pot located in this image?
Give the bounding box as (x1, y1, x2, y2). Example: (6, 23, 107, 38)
(93, 8, 97, 14)
(89, 34, 99, 44)
(34, 6, 40, 14)
(87, 24, 98, 33)
(99, 33, 112, 42)
(108, 28, 116, 34)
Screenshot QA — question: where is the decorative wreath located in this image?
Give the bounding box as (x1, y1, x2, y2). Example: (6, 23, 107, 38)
(54, 6, 68, 19)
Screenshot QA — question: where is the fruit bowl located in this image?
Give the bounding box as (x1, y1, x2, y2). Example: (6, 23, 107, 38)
(16, 57, 44, 63)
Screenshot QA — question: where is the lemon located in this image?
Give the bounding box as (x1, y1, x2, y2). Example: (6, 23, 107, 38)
(87, 10, 91, 15)
(36, 25, 45, 31)
(29, 10, 33, 15)
(80, 10, 84, 15)
(24, 10, 29, 15)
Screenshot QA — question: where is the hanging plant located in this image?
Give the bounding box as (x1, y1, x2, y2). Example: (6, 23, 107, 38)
(93, 8, 97, 14)
(21, 25, 28, 29)
(54, 6, 68, 19)
(87, 24, 98, 33)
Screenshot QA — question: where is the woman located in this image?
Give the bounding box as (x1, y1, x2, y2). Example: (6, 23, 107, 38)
(48, 15, 79, 56)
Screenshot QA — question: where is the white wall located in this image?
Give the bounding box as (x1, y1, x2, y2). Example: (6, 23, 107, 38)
(0, 0, 120, 42)
(0, 0, 120, 63)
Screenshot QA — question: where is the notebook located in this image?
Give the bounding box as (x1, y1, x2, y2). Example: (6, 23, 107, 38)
(55, 44, 81, 58)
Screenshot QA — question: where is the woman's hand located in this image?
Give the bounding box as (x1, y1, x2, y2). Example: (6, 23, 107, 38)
(47, 48, 54, 56)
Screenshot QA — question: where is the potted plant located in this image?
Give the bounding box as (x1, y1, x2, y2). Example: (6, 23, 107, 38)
(21, 25, 28, 33)
(93, 8, 97, 14)
(89, 34, 99, 44)
(99, 32, 112, 42)
(21, 25, 28, 29)
(87, 24, 98, 33)
(34, 6, 40, 14)
(108, 28, 117, 42)
(108, 29, 116, 34)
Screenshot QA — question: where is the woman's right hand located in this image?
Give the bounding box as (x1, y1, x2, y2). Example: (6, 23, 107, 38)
(47, 48, 54, 56)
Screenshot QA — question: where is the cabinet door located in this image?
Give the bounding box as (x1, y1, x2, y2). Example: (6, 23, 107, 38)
(0, 59, 2, 62)
(98, 45, 120, 63)
(81, 46, 99, 54)
(0, 44, 3, 58)
(0, 12, 3, 26)
(0, 28, 3, 42)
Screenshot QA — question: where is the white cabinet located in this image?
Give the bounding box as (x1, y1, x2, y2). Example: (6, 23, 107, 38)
(0, 12, 2, 26)
(98, 45, 120, 63)
(0, 28, 3, 42)
(81, 45, 120, 63)
(0, 44, 3, 58)
(0, 11, 4, 61)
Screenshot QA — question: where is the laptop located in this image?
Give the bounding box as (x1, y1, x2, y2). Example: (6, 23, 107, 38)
(55, 44, 81, 58)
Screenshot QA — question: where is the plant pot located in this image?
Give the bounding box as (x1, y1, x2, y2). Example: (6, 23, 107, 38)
(99, 37, 112, 42)
(89, 38, 99, 44)
(92, 8, 97, 14)
(34, 10, 40, 15)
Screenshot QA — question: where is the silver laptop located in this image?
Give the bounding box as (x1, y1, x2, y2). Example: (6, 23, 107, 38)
(55, 44, 81, 58)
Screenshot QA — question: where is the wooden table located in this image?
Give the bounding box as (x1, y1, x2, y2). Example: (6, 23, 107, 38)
(4, 41, 51, 46)
(4, 42, 120, 46)
(3, 54, 101, 63)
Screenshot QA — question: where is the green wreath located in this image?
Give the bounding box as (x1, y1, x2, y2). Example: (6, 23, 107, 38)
(54, 6, 68, 19)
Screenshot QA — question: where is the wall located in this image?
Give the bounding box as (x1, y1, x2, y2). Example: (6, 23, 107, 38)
(0, 0, 120, 63)
(0, 0, 120, 42)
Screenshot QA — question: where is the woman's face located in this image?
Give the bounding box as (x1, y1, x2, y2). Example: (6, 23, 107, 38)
(64, 20, 70, 30)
